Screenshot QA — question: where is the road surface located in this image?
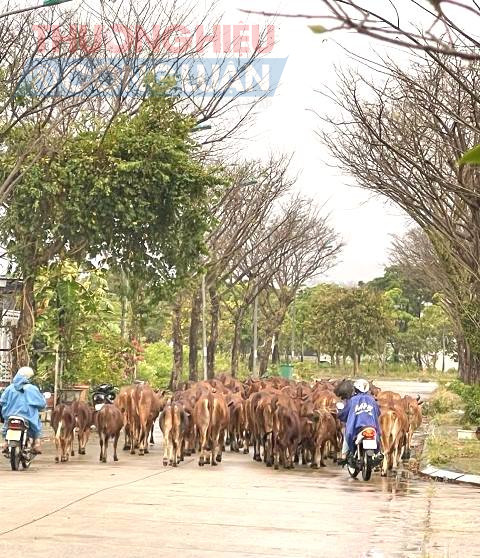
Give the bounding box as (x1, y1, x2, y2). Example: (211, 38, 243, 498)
(0, 380, 476, 558)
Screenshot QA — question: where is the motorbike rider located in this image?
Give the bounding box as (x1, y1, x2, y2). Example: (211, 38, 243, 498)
(0, 366, 47, 455)
(336, 379, 381, 466)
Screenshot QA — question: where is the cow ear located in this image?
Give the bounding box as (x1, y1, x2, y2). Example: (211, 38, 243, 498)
(227, 400, 234, 407)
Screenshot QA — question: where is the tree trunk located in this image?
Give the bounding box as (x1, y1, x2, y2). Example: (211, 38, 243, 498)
(231, 306, 246, 378)
(258, 344, 270, 376)
(11, 276, 35, 371)
(206, 284, 219, 380)
(459, 338, 480, 385)
(335, 353, 341, 367)
(271, 331, 280, 365)
(188, 289, 202, 382)
(353, 351, 359, 376)
(170, 296, 183, 391)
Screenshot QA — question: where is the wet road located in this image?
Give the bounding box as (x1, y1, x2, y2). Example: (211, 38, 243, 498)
(0, 381, 476, 558)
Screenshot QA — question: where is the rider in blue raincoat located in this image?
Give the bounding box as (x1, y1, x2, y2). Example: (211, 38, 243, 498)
(0, 367, 46, 454)
(337, 379, 381, 465)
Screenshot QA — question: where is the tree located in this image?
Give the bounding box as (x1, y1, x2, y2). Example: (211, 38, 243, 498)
(0, 83, 223, 367)
(256, 204, 342, 375)
(305, 285, 394, 375)
(320, 54, 480, 384)
(247, 2, 480, 62)
(0, 0, 272, 204)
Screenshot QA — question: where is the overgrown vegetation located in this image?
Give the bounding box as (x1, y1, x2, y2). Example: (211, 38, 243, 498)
(448, 381, 480, 426)
(425, 433, 480, 474)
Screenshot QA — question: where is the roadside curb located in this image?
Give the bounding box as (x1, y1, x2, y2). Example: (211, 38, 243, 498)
(420, 464, 480, 487)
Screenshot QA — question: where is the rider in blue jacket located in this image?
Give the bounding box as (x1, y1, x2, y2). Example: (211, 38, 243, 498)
(1, 366, 47, 454)
(337, 379, 381, 466)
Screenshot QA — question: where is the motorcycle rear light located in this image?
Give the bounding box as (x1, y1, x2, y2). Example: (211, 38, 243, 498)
(362, 427, 376, 439)
(8, 420, 24, 430)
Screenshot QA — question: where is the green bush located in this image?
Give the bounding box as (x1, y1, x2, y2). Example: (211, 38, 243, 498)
(447, 380, 480, 425)
(424, 387, 463, 416)
(137, 341, 173, 388)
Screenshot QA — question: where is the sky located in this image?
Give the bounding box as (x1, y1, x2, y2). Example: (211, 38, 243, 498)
(214, 0, 415, 284)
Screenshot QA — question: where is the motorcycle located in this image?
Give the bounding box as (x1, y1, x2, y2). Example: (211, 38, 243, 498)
(5, 391, 51, 471)
(337, 401, 383, 482)
(92, 384, 117, 411)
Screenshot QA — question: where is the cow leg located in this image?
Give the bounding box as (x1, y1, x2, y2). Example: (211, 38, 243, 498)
(60, 437, 67, 462)
(172, 438, 178, 467)
(83, 428, 91, 454)
(67, 434, 74, 461)
(198, 426, 207, 466)
(103, 435, 109, 463)
(54, 436, 61, 463)
(123, 427, 131, 451)
(312, 444, 321, 469)
(113, 432, 120, 462)
(320, 442, 327, 467)
(99, 433, 104, 462)
(150, 424, 155, 445)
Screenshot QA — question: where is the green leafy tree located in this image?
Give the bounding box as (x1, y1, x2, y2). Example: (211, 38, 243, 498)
(0, 82, 223, 367)
(305, 285, 394, 375)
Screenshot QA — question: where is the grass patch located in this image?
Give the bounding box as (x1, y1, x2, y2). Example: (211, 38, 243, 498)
(290, 362, 457, 383)
(423, 387, 463, 417)
(425, 432, 480, 474)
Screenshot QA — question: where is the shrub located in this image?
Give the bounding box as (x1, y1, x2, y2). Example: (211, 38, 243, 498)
(137, 341, 173, 388)
(424, 387, 463, 416)
(447, 380, 480, 425)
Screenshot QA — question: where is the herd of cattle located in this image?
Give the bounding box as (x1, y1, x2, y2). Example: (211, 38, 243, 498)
(50, 375, 423, 476)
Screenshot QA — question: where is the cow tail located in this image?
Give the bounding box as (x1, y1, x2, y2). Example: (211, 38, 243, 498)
(207, 393, 214, 440)
(55, 420, 63, 440)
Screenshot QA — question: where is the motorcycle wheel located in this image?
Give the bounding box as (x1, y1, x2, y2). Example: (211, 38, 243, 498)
(362, 453, 372, 481)
(10, 447, 21, 471)
(347, 464, 360, 478)
(347, 452, 361, 478)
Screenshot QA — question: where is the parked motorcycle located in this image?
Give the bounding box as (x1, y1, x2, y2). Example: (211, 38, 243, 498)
(92, 384, 117, 411)
(5, 391, 51, 471)
(336, 401, 383, 481)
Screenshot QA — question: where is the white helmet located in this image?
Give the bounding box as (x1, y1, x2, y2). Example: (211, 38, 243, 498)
(353, 379, 369, 393)
(17, 366, 34, 379)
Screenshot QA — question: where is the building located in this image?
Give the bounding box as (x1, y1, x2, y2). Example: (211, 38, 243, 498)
(0, 277, 22, 386)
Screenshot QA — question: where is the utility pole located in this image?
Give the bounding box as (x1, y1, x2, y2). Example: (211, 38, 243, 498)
(291, 298, 296, 361)
(53, 344, 60, 409)
(0, 0, 72, 19)
(252, 284, 259, 378)
(201, 274, 208, 380)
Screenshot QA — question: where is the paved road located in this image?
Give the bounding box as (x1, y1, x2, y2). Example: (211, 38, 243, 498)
(373, 380, 438, 400)
(0, 381, 476, 558)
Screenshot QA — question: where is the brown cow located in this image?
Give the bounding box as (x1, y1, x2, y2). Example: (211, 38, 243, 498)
(70, 400, 93, 455)
(95, 404, 123, 463)
(379, 404, 408, 476)
(159, 401, 188, 467)
(173, 389, 197, 455)
(193, 391, 230, 467)
(115, 385, 135, 451)
(311, 410, 340, 468)
(272, 402, 301, 470)
(226, 392, 247, 453)
(402, 395, 423, 458)
(51, 404, 75, 463)
(376, 390, 402, 406)
(129, 384, 161, 455)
